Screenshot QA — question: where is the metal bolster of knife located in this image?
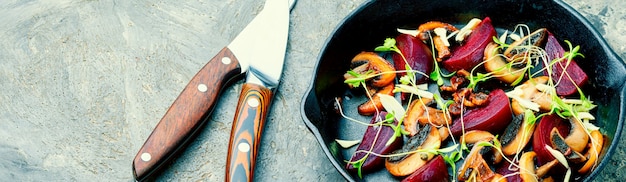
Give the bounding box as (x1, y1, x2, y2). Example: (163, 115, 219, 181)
(246, 67, 280, 91)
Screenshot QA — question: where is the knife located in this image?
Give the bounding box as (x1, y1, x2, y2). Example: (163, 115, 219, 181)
(223, 0, 292, 181)
(131, 0, 295, 181)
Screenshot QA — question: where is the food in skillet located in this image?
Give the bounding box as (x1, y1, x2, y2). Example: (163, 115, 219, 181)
(338, 17, 603, 181)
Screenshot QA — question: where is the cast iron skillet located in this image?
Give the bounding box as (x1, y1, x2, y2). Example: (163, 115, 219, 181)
(301, 0, 625, 181)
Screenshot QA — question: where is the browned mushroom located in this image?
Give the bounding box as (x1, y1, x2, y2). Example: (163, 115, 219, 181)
(403, 98, 433, 136)
(457, 141, 498, 181)
(510, 76, 552, 115)
(536, 160, 559, 178)
(501, 114, 536, 156)
(440, 74, 466, 92)
(385, 124, 441, 177)
(357, 84, 395, 115)
(578, 130, 604, 173)
(461, 130, 495, 144)
(548, 117, 590, 153)
(403, 98, 452, 136)
(484, 42, 525, 84)
(344, 52, 396, 87)
(450, 88, 491, 109)
(519, 151, 560, 181)
(503, 28, 548, 63)
(433, 34, 450, 61)
(417, 107, 451, 127)
(460, 130, 503, 164)
(519, 151, 538, 181)
(415, 21, 458, 61)
(549, 131, 587, 165)
(438, 126, 450, 141)
(416, 21, 459, 41)
(550, 129, 587, 164)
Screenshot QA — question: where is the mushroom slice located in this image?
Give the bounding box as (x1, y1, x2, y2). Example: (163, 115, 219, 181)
(461, 130, 495, 144)
(433, 34, 452, 62)
(458, 142, 497, 181)
(385, 124, 441, 177)
(484, 42, 525, 84)
(542, 176, 556, 182)
(403, 97, 451, 136)
(564, 117, 590, 153)
(501, 113, 536, 156)
(549, 117, 590, 153)
(438, 127, 450, 142)
(345, 52, 396, 87)
(578, 130, 604, 173)
(417, 107, 451, 127)
(357, 84, 395, 115)
(403, 98, 433, 136)
(509, 76, 552, 115)
(416, 21, 459, 41)
(550, 127, 588, 163)
(416, 21, 458, 61)
(503, 28, 548, 63)
(460, 130, 503, 164)
(519, 151, 538, 182)
(520, 152, 560, 181)
(536, 160, 559, 178)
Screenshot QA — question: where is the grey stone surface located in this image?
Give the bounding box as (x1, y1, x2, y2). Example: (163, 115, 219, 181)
(0, 0, 623, 181)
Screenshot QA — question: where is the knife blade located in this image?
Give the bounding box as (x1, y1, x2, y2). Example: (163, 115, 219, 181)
(131, 0, 294, 181)
(224, 0, 291, 181)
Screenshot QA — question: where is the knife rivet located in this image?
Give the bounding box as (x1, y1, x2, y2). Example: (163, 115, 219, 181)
(247, 98, 259, 107)
(141, 153, 152, 162)
(221, 57, 231, 65)
(197, 84, 208, 93)
(238, 143, 250, 153)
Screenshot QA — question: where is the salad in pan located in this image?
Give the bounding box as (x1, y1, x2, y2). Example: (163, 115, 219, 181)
(336, 17, 603, 182)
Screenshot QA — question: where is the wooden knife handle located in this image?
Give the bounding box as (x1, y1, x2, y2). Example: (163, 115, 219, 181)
(225, 83, 273, 182)
(132, 47, 242, 181)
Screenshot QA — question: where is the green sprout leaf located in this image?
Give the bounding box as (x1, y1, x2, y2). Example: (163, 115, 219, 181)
(344, 70, 375, 88)
(375, 38, 400, 54)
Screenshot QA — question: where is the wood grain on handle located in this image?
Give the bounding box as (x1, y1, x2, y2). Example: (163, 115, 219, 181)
(133, 47, 242, 181)
(225, 83, 274, 182)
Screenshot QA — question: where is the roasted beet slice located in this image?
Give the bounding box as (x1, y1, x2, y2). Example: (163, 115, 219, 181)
(346, 111, 403, 173)
(543, 31, 588, 96)
(443, 17, 497, 71)
(401, 155, 449, 182)
(393, 34, 434, 84)
(449, 89, 513, 137)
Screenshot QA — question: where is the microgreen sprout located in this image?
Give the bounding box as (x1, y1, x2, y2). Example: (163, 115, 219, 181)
(343, 70, 375, 88)
(441, 145, 462, 181)
(375, 38, 402, 55)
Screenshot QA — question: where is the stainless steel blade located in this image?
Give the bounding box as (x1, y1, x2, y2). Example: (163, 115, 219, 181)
(228, 0, 291, 89)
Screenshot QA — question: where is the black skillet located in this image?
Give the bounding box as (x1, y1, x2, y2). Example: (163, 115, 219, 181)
(301, 0, 626, 181)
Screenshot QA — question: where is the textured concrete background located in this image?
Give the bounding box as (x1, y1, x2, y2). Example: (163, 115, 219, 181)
(0, 0, 624, 181)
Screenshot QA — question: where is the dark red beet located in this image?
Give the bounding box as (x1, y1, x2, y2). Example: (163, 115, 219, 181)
(393, 34, 435, 84)
(532, 114, 569, 172)
(442, 17, 496, 71)
(401, 155, 449, 182)
(543, 31, 588, 96)
(495, 160, 523, 182)
(346, 111, 404, 172)
(450, 89, 513, 137)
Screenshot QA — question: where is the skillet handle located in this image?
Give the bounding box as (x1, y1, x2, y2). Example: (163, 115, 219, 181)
(132, 47, 242, 181)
